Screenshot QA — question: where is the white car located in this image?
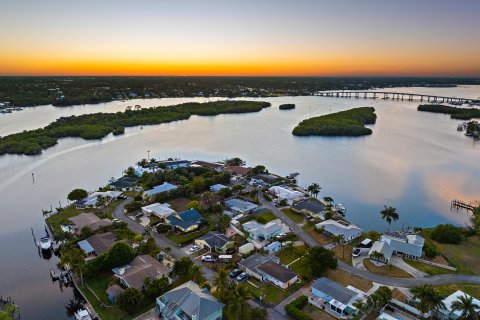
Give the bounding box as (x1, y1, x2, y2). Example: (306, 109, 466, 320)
(352, 248, 361, 257)
(189, 245, 200, 253)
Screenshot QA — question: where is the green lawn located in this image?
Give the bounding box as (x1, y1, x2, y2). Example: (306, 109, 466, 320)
(80, 273, 155, 320)
(363, 259, 413, 278)
(46, 205, 82, 236)
(277, 246, 306, 265)
(435, 284, 480, 299)
(246, 279, 302, 306)
(281, 208, 305, 223)
(421, 229, 480, 275)
(290, 258, 312, 282)
(404, 259, 455, 275)
(253, 210, 276, 223)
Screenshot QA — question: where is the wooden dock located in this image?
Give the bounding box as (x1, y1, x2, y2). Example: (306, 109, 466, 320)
(451, 199, 476, 212)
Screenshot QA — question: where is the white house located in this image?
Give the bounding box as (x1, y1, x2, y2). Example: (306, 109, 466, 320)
(141, 203, 176, 218)
(210, 184, 229, 193)
(436, 290, 480, 320)
(369, 233, 425, 264)
(75, 191, 122, 209)
(242, 219, 283, 241)
(269, 186, 304, 204)
(315, 219, 363, 243)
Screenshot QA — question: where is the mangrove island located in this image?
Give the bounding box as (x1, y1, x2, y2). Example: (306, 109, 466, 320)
(292, 107, 377, 137)
(417, 104, 480, 120)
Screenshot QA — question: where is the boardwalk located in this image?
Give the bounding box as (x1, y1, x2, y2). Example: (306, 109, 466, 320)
(316, 90, 480, 104)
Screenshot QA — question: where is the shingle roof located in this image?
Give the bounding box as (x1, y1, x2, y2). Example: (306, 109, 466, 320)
(68, 212, 112, 233)
(292, 199, 326, 214)
(224, 166, 252, 176)
(196, 232, 230, 249)
(144, 182, 177, 197)
(256, 260, 298, 283)
(166, 209, 204, 230)
(109, 176, 139, 189)
(83, 232, 116, 255)
(160, 281, 223, 320)
(312, 277, 358, 305)
(239, 253, 280, 270)
(118, 255, 169, 289)
(106, 284, 124, 298)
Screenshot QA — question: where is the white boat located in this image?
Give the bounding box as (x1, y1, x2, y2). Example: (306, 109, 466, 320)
(335, 203, 346, 214)
(38, 236, 53, 251)
(74, 309, 92, 320)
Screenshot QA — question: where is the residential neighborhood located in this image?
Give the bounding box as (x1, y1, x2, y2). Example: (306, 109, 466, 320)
(42, 156, 480, 320)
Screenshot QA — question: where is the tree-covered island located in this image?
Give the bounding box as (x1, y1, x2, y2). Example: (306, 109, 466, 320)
(292, 107, 377, 136)
(0, 100, 270, 156)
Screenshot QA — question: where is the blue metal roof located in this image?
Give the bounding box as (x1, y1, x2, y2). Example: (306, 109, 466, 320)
(166, 209, 203, 230)
(144, 182, 177, 196)
(78, 239, 95, 254)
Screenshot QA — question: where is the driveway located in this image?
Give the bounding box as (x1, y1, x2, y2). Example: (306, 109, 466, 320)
(113, 198, 215, 281)
(390, 256, 428, 278)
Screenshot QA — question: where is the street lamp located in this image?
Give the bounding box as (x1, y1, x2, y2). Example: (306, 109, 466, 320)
(147, 150, 150, 160)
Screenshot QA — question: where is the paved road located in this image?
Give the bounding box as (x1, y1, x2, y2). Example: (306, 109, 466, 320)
(260, 196, 480, 288)
(113, 198, 215, 281)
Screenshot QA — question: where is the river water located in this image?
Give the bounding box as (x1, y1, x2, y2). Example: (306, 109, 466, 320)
(0, 86, 479, 319)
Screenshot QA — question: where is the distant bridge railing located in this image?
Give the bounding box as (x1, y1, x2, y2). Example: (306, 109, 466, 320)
(315, 91, 480, 104)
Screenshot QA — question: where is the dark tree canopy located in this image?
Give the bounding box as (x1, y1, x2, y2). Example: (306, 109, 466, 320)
(106, 242, 135, 268)
(306, 246, 337, 277)
(116, 288, 144, 314)
(67, 188, 88, 201)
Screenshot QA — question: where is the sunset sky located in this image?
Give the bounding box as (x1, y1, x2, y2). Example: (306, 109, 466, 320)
(1, 0, 479, 76)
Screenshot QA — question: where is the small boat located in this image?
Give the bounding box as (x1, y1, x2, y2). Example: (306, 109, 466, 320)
(335, 203, 346, 214)
(38, 236, 53, 251)
(74, 309, 92, 320)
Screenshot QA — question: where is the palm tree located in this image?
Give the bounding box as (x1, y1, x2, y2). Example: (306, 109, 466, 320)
(411, 285, 446, 320)
(225, 283, 253, 320)
(189, 264, 202, 283)
(451, 294, 480, 320)
(60, 245, 86, 286)
(323, 196, 334, 205)
(352, 300, 369, 319)
(213, 267, 229, 293)
(370, 250, 385, 263)
(380, 205, 399, 232)
(309, 183, 321, 198)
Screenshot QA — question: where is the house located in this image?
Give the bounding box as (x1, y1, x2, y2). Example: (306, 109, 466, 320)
(141, 203, 176, 218)
(224, 198, 258, 214)
(315, 220, 363, 243)
(292, 199, 327, 218)
(242, 219, 283, 241)
(106, 284, 124, 303)
(113, 255, 170, 290)
(165, 209, 205, 233)
(160, 160, 191, 169)
(68, 212, 112, 235)
(309, 277, 364, 318)
(75, 191, 122, 209)
(224, 166, 252, 176)
(192, 161, 224, 172)
(256, 174, 283, 184)
(436, 290, 480, 320)
(238, 253, 298, 289)
(195, 232, 234, 253)
(210, 184, 229, 193)
(369, 233, 425, 264)
(77, 232, 116, 258)
(269, 186, 304, 204)
(134, 166, 157, 177)
(109, 176, 139, 191)
(156, 281, 223, 320)
(265, 241, 282, 254)
(143, 182, 177, 197)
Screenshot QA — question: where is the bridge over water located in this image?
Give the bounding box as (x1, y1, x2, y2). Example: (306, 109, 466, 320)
(315, 91, 480, 104)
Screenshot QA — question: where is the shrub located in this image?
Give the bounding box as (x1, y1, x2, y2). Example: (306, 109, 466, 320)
(262, 192, 272, 201)
(67, 188, 88, 201)
(423, 240, 438, 259)
(431, 224, 463, 244)
(307, 246, 337, 277)
(116, 288, 144, 314)
(156, 223, 170, 234)
(279, 104, 295, 110)
(106, 242, 135, 268)
(285, 295, 313, 320)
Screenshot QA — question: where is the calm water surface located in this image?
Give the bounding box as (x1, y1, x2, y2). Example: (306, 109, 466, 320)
(0, 86, 479, 319)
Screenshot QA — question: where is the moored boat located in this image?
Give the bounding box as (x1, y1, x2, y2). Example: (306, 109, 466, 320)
(38, 236, 53, 251)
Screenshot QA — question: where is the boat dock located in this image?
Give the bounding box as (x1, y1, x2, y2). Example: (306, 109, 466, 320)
(451, 199, 476, 212)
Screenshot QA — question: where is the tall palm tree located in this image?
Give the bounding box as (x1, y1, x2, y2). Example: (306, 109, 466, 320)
(411, 285, 446, 320)
(189, 264, 202, 283)
(323, 196, 334, 205)
(213, 267, 229, 293)
(309, 183, 321, 198)
(451, 294, 480, 320)
(225, 282, 253, 320)
(60, 245, 86, 286)
(352, 300, 369, 319)
(380, 205, 399, 232)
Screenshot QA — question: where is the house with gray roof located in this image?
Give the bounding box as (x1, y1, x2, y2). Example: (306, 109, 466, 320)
(292, 199, 327, 218)
(309, 277, 363, 318)
(225, 198, 258, 214)
(156, 280, 223, 320)
(242, 219, 282, 241)
(369, 233, 425, 264)
(238, 253, 298, 289)
(194, 232, 234, 253)
(315, 219, 363, 243)
(77, 232, 116, 258)
(68, 212, 112, 236)
(109, 176, 139, 191)
(143, 182, 178, 197)
(113, 255, 170, 290)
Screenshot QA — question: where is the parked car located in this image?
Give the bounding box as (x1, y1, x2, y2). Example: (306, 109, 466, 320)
(112, 218, 121, 224)
(189, 245, 200, 253)
(229, 269, 242, 278)
(225, 248, 236, 254)
(352, 248, 361, 257)
(236, 272, 248, 281)
(201, 255, 218, 262)
(117, 194, 127, 200)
